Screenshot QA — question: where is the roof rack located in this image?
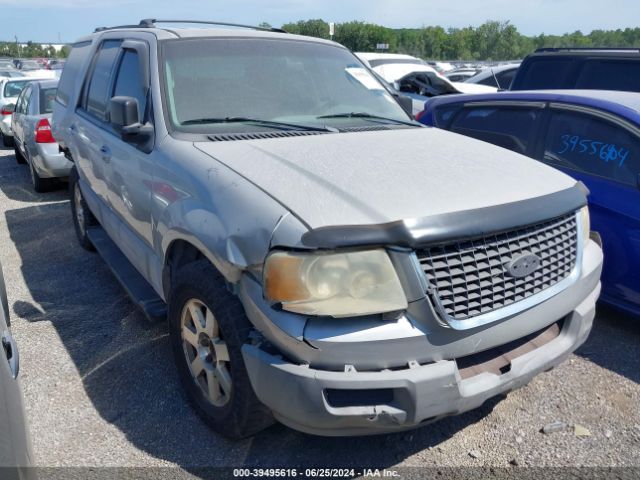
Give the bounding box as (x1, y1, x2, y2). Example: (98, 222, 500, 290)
(94, 19, 287, 34)
(535, 47, 640, 53)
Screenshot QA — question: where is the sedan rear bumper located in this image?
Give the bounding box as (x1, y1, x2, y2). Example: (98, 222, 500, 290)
(32, 142, 72, 178)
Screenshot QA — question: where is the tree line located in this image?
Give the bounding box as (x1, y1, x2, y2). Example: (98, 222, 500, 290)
(276, 19, 640, 60)
(4, 19, 640, 61)
(0, 41, 69, 59)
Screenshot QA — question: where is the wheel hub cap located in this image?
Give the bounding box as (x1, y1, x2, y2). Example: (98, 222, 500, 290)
(181, 299, 232, 407)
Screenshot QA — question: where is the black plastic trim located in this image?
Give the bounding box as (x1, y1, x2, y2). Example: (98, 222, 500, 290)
(301, 183, 588, 249)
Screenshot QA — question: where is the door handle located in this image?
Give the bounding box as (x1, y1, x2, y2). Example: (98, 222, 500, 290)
(2, 331, 19, 379)
(69, 123, 77, 132)
(99, 145, 111, 163)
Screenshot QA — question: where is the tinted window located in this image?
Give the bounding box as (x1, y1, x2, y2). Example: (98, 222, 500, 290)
(512, 58, 575, 90)
(477, 75, 498, 87)
(433, 104, 460, 127)
(56, 40, 91, 107)
(449, 106, 541, 155)
(84, 40, 121, 120)
(398, 72, 457, 96)
(575, 61, 640, 92)
(39, 87, 57, 114)
(112, 50, 147, 120)
(3, 80, 30, 98)
(543, 109, 640, 186)
(496, 68, 517, 89)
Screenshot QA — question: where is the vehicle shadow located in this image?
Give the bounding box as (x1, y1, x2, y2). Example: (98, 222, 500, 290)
(574, 304, 640, 384)
(0, 147, 67, 203)
(4, 201, 502, 471)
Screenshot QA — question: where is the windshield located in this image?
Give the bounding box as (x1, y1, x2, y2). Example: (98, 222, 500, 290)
(162, 38, 410, 133)
(3, 80, 30, 98)
(0, 61, 13, 69)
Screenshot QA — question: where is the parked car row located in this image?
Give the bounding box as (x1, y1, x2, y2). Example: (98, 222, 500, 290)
(416, 47, 640, 318)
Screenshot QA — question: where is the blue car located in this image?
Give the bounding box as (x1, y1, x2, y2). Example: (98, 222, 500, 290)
(417, 90, 640, 316)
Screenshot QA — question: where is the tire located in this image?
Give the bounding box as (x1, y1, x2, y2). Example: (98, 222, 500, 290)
(13, 145, 26, 164)
(2, 132, 14, 147)
(69, 167, 98, 251)
(168, 260, 274, 439)
(29, 157, 53, 193)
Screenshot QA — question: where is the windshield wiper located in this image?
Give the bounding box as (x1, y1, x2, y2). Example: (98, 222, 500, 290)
(316, 112, 420, 127)
(181, 116, 338, 132)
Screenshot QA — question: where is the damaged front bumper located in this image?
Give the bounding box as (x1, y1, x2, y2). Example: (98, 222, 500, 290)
(242, 282, 599, 435)
(240, 237, 602, 436)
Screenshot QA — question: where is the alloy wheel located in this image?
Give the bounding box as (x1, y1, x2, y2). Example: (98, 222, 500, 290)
(74, 183, 86, 236)
(180, 299, 232, 407)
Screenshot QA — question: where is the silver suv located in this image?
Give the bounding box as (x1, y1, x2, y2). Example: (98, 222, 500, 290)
(53, 20, 603, 438)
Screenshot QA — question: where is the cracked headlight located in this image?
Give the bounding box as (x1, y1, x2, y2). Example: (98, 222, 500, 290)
(263, 249, 408, 317)
(579, 206, 590, 246)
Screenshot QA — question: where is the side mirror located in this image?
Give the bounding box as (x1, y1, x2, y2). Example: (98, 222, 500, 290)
(395, 94, 414, 118)
(110, 96, 139, 129)
(109, 96, 153, 148)
(3, 103, 15, 114)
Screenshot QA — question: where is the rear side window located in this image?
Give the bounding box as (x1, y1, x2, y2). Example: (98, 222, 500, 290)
(477, 75, 498, 87)
(15, 85, 31, 114)
(84, 40, 121, 121)
(512, 58, 575, 90)
(575, 61, 640, 92)
(543, 109, 640, 186)
(433, 104, 460, 127)
(496, 69, 517, 89)
(112, 50, 147, 120)
(449, 105, 541, 155)
(39, 87, 57, 114)
(56, 40, 91, 107)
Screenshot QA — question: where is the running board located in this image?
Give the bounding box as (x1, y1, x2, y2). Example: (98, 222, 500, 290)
(87, 227, 167, 323)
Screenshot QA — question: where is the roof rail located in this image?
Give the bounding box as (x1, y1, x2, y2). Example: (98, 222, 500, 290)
(94, 24, 147, 33)
(535, 47, 640, 53)
(94, 19, 287, 34)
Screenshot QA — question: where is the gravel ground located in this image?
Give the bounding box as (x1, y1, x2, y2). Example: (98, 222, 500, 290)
(0, 144, 639, 477)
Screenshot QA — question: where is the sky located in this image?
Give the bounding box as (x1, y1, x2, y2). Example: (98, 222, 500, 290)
(1, 0, 639, 43)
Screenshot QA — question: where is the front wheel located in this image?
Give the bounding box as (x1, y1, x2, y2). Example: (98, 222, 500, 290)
(69, 167, 97, 251)
(168, 260, 273, 439)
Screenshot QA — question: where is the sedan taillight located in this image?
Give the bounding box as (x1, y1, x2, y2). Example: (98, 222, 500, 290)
(35, 118, 55, 143)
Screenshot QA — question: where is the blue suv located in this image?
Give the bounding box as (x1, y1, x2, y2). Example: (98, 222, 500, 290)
(418, 90, 640, 316)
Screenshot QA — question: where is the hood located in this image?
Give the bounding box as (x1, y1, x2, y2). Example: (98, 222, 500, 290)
(373, 64, 438, 83)
(451, 82, 498, 94)
(195, 128, 577, 230)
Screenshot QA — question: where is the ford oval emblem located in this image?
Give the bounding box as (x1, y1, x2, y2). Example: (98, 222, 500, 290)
(505, 253, 541, 278)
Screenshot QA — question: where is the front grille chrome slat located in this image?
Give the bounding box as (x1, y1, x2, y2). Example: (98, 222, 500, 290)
(417, 212, 579, 323)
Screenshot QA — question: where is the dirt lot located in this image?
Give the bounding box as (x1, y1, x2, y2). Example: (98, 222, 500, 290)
(0, 144, 639, 477)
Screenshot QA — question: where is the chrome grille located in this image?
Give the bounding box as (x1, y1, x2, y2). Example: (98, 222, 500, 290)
(416, 212, 578, 321)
